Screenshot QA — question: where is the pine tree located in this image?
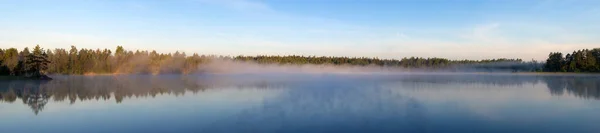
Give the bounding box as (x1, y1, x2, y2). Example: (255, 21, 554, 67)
(24, 45, 51, 77)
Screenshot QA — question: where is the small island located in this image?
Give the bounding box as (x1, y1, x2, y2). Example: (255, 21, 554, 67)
(0, 45, 52, 80)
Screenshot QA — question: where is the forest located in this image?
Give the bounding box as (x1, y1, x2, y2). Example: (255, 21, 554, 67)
(544, 49, 600, 72)
(234, 55, 524, 68)
(0, 45, 213, 76)
(0, 45, 599, 76)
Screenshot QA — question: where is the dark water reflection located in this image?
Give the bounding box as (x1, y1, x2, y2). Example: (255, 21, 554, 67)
(1, 74, 600, 133)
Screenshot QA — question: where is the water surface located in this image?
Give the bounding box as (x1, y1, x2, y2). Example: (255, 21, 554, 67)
(1, 74, 600, 133)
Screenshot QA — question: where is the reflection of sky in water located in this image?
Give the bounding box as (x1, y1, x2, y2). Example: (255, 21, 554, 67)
(1, 74, 600, 133)
(386, 82, 600, 133)
(1, 88, 284, 133)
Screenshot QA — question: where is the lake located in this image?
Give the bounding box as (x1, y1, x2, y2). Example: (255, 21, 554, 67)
(1, 73, 600, 133)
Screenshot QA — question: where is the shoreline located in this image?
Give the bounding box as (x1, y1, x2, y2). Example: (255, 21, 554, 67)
(2, 71, 598, 79)
(514, 72, 600, 75)
(0, 75, 53, 80)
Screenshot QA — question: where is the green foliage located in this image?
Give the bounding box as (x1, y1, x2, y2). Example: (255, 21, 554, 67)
(24, 45, 51, 77)
(234, 55, 524, 69)
(0, 45, 51, 76)
(543, 48, 600, 73)
(0, 45, 216, 75)
(9, 45, 591, 75)
(2, 48, 20, 75)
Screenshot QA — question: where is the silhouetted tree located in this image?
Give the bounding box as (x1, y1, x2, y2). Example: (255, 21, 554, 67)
(23, 45, 51, 77)
(543, 48, 600, 73)
(545, 52, 564, 72)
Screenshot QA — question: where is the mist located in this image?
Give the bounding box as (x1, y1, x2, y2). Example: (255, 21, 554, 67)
(198, 59, 404, 74)
(196, 58, 543, 75)
(28, 45, 543, 75)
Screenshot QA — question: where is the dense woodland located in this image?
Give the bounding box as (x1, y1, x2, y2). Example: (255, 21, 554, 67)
(0, 45, 50, 77)
(0, 45, 213, 75)
(234, 55, 524, 68)
(0, 45, 599, 76)
(544, 48, 600, 72)
(234, 55, 539, 72)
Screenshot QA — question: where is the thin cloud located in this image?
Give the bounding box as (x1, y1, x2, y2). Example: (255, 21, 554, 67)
(396, 32, 409, 39)
(461, 23, 506, 44)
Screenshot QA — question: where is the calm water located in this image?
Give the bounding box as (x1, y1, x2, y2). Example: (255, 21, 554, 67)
(1, 73, 600, 133)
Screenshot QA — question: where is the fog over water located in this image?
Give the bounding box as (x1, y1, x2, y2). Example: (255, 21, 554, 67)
(197, 59, 539, 74)
(1, 72, 600, 133)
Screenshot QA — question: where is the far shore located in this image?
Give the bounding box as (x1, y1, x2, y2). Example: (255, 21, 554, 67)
(2, 71, 598, 80)
(514, 72, 600, 75)
(0, 75, 53, 80)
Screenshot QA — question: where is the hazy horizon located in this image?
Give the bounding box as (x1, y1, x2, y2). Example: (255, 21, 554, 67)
(2, 1, 600, 132)
(2, 0, 599, 60)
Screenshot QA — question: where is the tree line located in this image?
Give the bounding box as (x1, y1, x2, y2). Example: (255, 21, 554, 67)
(544, 48, 600, 72)
(0, 45, 50, 77)
(234, 55, 539, 72)
(234, 55, 524, 68)
(0, 45, 220, 76)
(1, 45, 598, 76)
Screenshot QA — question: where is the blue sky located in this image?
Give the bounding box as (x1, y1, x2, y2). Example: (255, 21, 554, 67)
(1, 0, 599, 60)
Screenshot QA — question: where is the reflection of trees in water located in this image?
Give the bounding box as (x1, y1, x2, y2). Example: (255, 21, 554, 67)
(394, 74, 600, 100)
(0, 80, 51, 115)
(395, 74, 541, 87)
(1, 74, 600, 115)
(544, 76, 600, 99)
(202, 80, 429, 133)
(0, 75, 290, 114)
(23, 89, 50, 115)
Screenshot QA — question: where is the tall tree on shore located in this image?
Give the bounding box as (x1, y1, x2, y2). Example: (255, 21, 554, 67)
(68, 46, 79, 74)
(24, 45, 51, 77)
(544, 52, 564, 72)
(593, 48, 600, 72)
(584, 49, 598, 72)
(3, 48, 19, 75)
